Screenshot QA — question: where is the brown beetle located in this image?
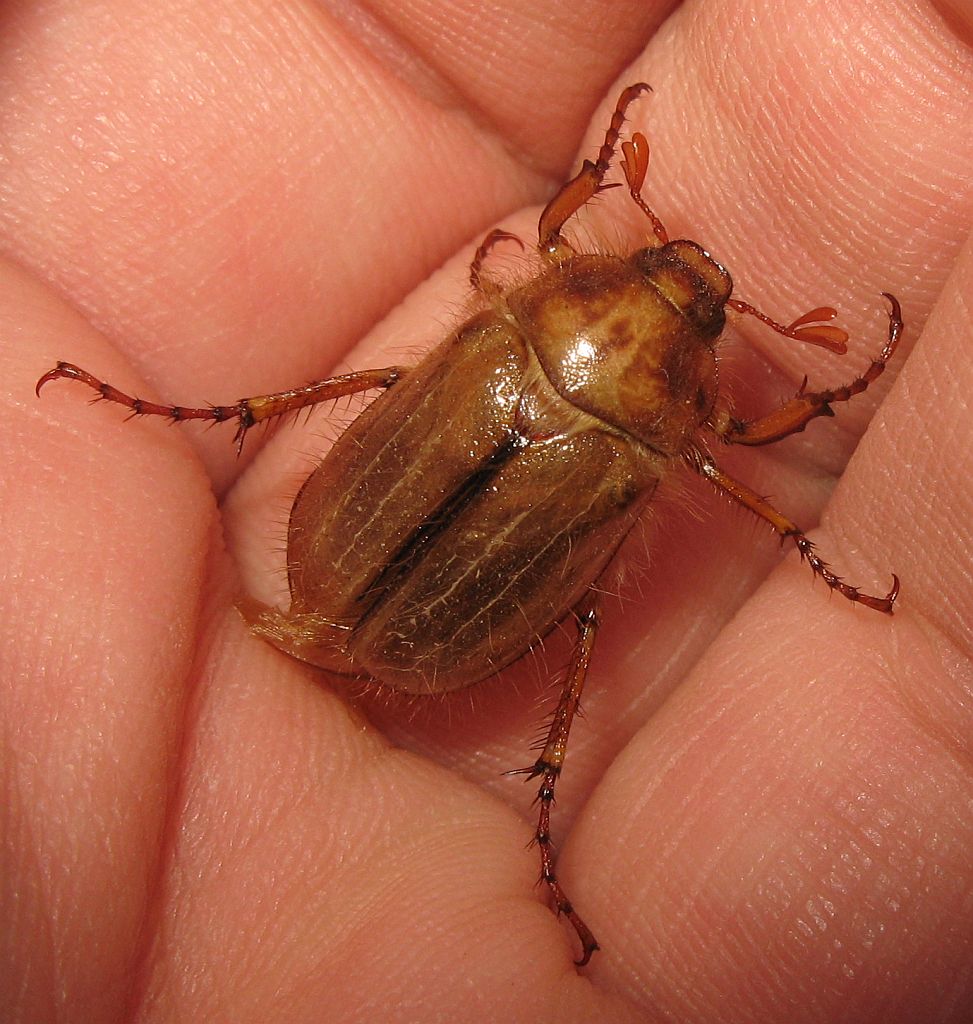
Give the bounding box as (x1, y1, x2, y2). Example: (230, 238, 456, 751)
(36, 83, 901, 966)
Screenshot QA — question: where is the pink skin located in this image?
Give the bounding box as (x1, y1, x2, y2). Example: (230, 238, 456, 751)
(2, 2, 973, 1022)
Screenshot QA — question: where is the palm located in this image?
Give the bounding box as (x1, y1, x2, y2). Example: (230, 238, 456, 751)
(3, 3, 972, 1022)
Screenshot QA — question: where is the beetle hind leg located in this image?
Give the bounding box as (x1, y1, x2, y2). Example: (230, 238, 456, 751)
(35, 362, 407, 453)
(510, 595, 600, 965)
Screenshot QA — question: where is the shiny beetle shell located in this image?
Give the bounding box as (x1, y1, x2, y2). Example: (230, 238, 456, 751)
(250, 240, 730, 694)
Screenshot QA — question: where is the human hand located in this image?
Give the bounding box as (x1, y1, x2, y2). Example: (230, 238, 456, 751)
(3, 2, 972, 1022)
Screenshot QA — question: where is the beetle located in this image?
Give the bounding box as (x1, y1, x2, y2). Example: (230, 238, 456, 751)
(36, 83, 902, 966)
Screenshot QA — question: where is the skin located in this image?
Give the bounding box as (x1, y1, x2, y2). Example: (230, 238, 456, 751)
(1, 1, 972, 1021)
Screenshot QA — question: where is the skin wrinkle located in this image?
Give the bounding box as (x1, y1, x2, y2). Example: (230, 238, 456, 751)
(893, 624, 973, 781)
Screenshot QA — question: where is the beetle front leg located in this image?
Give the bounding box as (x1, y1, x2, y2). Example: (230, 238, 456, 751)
(511, 595, 600, 966)
(694, 454, 899, 613)
(715, 294, 903, 446)
(35, 362, 406, 453)
(537, 83, 651, 257)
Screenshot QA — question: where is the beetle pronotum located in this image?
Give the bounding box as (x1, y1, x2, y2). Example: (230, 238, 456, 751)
(37, 83, 901, 966)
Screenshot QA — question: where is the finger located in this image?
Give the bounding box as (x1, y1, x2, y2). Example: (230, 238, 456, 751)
(0, 260, 219, 1022)
(143, 617, 626, 1022)
(571, 206, 973, 1020)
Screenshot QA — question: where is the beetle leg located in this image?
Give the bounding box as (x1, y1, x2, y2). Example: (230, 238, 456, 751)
(693, 454, 899, 613)
(537, 83, 651, 257)
(512, 595, 600, 965)
(715, 294, 902, 446)
(469, 228, 526, 294)
(35, 362, 406, 453)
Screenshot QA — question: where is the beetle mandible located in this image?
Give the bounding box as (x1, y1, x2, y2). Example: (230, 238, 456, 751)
(36, 83, 902, 966)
